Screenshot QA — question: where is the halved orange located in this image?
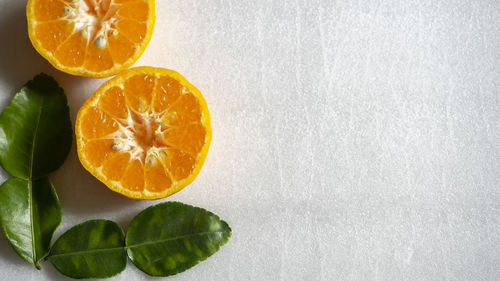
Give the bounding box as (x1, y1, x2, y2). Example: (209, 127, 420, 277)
(27, 0, 155, 78)
(75, 67, 211, 199)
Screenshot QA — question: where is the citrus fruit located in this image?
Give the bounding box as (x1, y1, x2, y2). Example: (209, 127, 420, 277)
(75, 67, 211, 199)
(27, 0, 155, 78)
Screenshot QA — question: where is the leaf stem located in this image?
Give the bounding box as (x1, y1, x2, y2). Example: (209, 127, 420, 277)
(28, 179, 39, 269)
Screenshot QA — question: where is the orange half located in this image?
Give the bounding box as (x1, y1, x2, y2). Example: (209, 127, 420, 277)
(27, 0, 155, 78)
(75, 67, 212, 199)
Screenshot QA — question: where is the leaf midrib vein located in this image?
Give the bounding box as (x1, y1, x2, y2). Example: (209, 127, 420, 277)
(127, 230, 229, 249)
(47, 230, 229, 259)
(48, 246, 125, 259)
(29, 98, 43, 179)
(29, 101, 43, 266)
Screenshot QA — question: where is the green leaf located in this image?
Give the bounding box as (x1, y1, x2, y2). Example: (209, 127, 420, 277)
(48, 220, 127, 279)
(126, 202, 232, 277)
(0, 73, 72, 180)
(0, 177, 61, 268)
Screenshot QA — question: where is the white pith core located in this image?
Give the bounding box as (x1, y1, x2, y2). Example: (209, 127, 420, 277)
(100, 85, 194, 165)
(63, 0, 119, 48)
(109, 109, 169, 164)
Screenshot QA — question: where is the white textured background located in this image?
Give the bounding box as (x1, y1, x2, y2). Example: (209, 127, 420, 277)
(0, 0, 499, 280)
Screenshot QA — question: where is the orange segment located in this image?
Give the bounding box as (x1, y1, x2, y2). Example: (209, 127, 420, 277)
(113, 0, 140, 3)
(144, 156, 172, 192)
(102, 153, 130, 181)
(123, 74, 155, 113)
(163, 123, 206, 155)
(34, 20, 73, 53)
(99, 87, 128, 119)
(180, 123, 207, 155)
(76, 67, 211, 200)
(79, 107, 119, 139)
(152, 76, 182, 113)
(121, 160, 145, 192)
(82, 139, 115, 167)
(118, 1, 149, 21)
(84, 42, 115, 72)
(33, 0, 66, 21)
(54, 32, 87, 67)
(161, 149, 196, 181)
(107, 33, 137, 65)
(162, 93, 202, 126)
(116, 19, 147, 43)
(27, 0, 155, 77)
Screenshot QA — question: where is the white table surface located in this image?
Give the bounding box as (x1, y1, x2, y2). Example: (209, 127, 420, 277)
(0, 0, 499, 280)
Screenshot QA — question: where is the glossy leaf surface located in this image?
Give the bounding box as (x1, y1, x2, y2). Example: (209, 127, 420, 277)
(126, 202, 231, 277)
(0, 73, 72, 180)
(48, 220, 127, 279)
(0, 177, 61, 268)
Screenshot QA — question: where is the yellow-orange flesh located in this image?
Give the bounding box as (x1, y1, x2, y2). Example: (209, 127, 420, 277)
(76, 67, 212, 199)
(27, 0, 155, 77)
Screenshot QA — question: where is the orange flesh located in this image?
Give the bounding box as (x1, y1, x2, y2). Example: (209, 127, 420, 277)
(77, 68, 211, 199)
(28, 0, 154, 77)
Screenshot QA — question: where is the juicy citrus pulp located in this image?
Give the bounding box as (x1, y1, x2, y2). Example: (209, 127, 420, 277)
(76, 67, 211, 199)
(27, 0, 155, 78)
